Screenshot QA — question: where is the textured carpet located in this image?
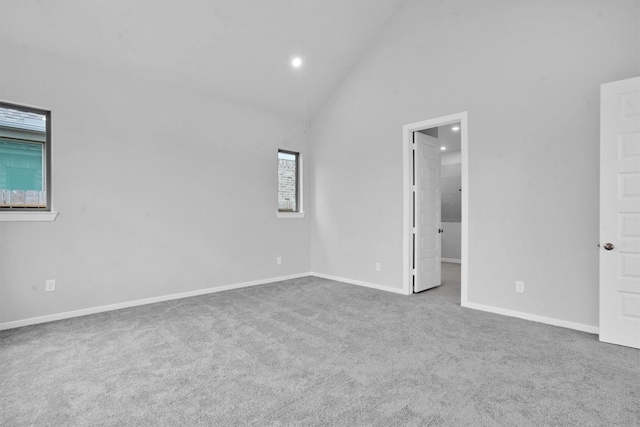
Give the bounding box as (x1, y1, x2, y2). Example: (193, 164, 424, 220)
(1, 264, 639, 426)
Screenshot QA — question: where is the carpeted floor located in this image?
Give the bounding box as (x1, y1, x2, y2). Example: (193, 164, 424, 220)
(1, 263, 639, 426)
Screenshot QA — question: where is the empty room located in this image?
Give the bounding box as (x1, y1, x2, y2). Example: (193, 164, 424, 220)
(1, 1, 639, 425)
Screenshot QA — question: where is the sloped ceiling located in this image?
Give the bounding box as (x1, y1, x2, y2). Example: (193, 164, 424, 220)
(0, 0, 404, 120)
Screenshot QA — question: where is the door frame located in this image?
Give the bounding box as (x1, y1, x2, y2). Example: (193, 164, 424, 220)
(402, 111, 469, 303)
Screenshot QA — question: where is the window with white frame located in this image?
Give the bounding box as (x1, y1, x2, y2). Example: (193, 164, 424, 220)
(0, 102, 51, 211)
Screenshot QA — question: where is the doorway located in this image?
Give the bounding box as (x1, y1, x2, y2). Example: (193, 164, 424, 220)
(402, 112, 469, 305)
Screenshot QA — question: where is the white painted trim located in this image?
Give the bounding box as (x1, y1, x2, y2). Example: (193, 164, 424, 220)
(1, 270, 598, 335)
(442, 258, 461, 264)
(310, 272, 406, 295)
(462, 301, 599, 335)
(0, 273, 309, 331)
(0, 98, 50, 111)
(403, 112, 469, 299)
(277, 212, 305, 219)
(460, 115, 469, 306)
(0, 211, 58, 222)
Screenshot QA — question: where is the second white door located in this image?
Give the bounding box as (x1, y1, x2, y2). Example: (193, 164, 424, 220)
(600, 76, 640, 349)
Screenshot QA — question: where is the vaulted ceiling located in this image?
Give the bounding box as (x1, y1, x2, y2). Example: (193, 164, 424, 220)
(1, 0, 405, 120)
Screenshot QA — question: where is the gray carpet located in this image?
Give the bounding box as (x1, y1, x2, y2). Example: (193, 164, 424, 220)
(1, 263, 639, 426)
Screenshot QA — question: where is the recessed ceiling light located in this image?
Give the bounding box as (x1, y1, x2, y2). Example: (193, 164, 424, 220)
(440, 146, 446, 151)
(451, 126, 460, 131)
(291, 57, 302, 68)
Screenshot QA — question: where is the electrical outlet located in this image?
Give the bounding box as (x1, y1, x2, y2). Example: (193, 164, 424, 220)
(516, 281, 524, 293)
(375, 262, 381, 271)
(277, 256, 282, 265)
(45, 279, 56, 292)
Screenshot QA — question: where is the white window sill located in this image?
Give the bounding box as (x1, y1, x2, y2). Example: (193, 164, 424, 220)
(0, 211, 58, 222)
(277, 211, 305, 219)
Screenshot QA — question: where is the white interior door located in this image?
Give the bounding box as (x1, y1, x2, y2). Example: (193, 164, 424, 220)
(600, 76, 640, 349)
(414, 131, 441, 292)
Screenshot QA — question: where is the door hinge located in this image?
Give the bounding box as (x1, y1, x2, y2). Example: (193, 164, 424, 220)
(412, 269, 416, 276)
(412, 227, 416, 234)
(412, 185, 416, 192)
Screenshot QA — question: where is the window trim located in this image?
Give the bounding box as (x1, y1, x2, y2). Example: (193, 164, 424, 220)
(277, 149, 304, 218)
(0, 100, 53, 216)
(0, 211, 57, 222)
(276, 211, 305, 219)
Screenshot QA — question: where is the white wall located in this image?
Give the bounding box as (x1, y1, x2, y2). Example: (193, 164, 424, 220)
(310, 0, 640, 328)
(1, 1, 639, 331)
(442, 222, 462, 261)
(441, 151, 462, 166)
(0, 42, 310, 324)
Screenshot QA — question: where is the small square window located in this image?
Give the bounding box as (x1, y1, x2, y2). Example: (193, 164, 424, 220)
(278, 150, 300, 213)
(0, 102, 51, 211)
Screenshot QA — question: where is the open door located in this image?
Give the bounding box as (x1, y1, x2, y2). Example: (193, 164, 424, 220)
(413, 131, 441, 292)
(600, 76, 640, 349)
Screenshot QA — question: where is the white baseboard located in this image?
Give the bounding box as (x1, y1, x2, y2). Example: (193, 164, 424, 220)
(442, 258, 461, 264)
(310, 272, 407, 295)
(2, 272, 598, 336)
(0, 273, 310, 331)
(462, 301, 599, 335)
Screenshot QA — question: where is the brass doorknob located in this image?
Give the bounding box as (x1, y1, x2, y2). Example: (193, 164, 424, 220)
(604, 243, 614, 250)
